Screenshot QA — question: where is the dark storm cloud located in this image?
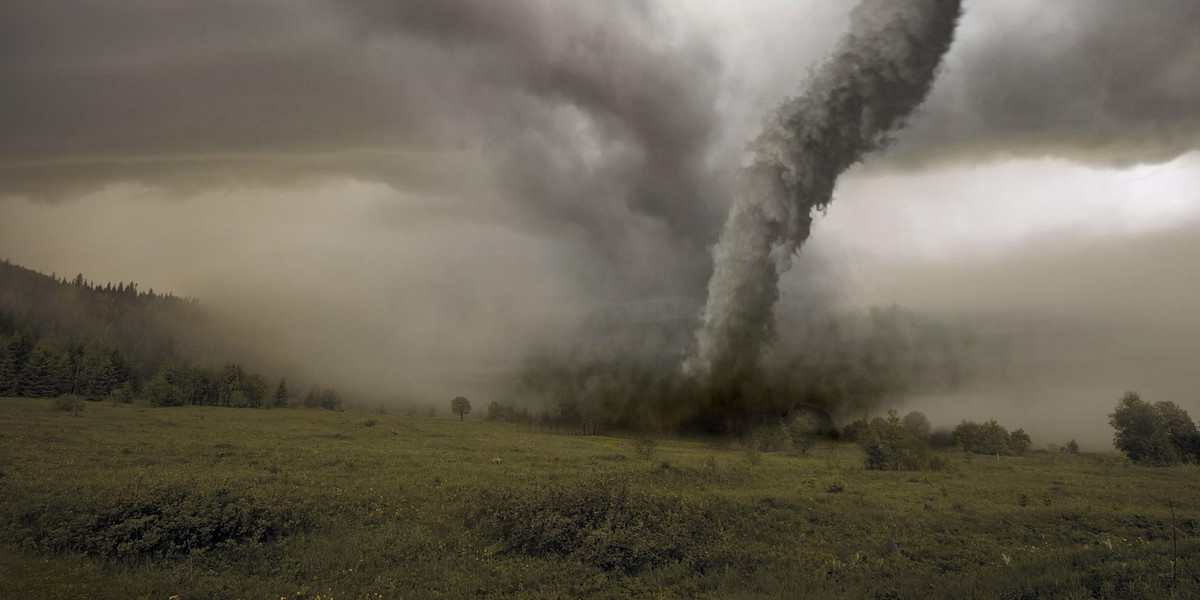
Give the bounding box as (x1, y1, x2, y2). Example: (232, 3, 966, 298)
(894, 0, 1200, 166)
(0, 0, 727, 277)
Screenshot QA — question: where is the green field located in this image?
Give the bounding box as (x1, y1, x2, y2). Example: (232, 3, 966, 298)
(1, 398, 1197, 599)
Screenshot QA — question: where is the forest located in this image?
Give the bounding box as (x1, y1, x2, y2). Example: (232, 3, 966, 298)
(0, 260, 341, 410)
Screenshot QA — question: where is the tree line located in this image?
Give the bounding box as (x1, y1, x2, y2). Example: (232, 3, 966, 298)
(0, 260, 344, 410)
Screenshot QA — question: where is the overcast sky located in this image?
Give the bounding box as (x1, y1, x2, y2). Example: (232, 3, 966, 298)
(2, 0, 1198, 441)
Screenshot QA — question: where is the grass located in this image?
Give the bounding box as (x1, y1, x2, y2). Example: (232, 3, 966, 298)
(1, 397, 1198, 599)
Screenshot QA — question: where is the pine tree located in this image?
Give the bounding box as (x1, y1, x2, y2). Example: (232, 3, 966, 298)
(83, 345, 118, 401)
(273, 378, 290, 408)
(19, 344, 65, 398)
(0, 333, 34, 395)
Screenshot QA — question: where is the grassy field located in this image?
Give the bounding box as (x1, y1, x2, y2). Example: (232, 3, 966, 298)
(1, 398, 1197, 599)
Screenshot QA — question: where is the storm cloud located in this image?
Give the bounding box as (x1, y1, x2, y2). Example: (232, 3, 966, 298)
(0, 0, 729, 294)
(893, 0, 1200, 166)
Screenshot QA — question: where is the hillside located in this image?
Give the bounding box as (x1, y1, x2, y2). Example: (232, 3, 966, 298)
(0, 260, 329, 408)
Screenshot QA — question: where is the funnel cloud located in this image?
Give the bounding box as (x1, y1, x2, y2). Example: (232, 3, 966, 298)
(688, 0, 963, 386)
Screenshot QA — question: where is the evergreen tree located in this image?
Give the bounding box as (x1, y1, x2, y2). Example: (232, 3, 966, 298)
(243, 373, 267, 408)
(20, 343, 67, 398)
(218, 362, 246, 407)
(0, 333, 34, 395)
(273, 378, 290, 408)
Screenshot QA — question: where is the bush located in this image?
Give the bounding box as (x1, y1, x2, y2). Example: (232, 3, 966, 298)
(472, 477, 717, 574)
(1064, 439, 1080, 454)
(107, 383, 134, 404)
(6, 484, 314, 562)
(50, 394, 85, 415)
(633, 438, 658, 461)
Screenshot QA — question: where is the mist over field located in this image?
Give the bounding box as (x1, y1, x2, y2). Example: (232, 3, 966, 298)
(3, 0, 1199, 443)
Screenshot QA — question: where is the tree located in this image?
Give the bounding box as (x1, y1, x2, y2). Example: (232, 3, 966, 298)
(320, 389, 342, 411)
(304, 384, 342, 411)
(452, 396, 472, 421)
(902, 411, 932, 440)
(860, 409, 935, 471)
(786, 415, 816, 455)
(273, 378, 290, 408)
(0, 333, 34, 395)
(1109, 392, 1179, 466)
(19, 342, 70, 398)
(841, 417, 871, 443)
(1153, 400, 1198, 462)
(1064, 439, 1080, 454)
(978, 420, 1012, 455)
(143, 372, 184, 407)
(1008, 429, 1032, 456)
(243, 373, 267, 408)
(1154, 401, 1197, 439)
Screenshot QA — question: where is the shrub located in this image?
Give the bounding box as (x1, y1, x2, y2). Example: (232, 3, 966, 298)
(50, 394, 85, 415)
(107, 383, 134, 404)
(6, 484, 314, 562)
(633, 438, 658, 461)
(472, 477, 717, 574)
(1064, 439, 1080, 454)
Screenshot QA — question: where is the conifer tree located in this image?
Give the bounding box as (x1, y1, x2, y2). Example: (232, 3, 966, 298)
(273, 378, 290, 408)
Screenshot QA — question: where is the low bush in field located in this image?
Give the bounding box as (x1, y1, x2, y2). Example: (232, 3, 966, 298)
(50, 394, 85, 414)
(632, 437, 658, 460)
(472, 477, 718, 574)
(2, 483, 314, 562)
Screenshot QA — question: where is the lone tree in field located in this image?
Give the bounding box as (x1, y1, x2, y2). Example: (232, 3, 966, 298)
(451, 396, 471, 421)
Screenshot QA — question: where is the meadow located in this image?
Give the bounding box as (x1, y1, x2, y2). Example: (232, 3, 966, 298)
(1, 397, 1197, 599)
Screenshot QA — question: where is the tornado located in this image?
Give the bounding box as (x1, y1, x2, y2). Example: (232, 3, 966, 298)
(686, 0, 963, 386)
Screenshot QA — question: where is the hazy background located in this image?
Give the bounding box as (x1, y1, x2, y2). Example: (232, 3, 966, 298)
(2, 0, 1198, 447)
